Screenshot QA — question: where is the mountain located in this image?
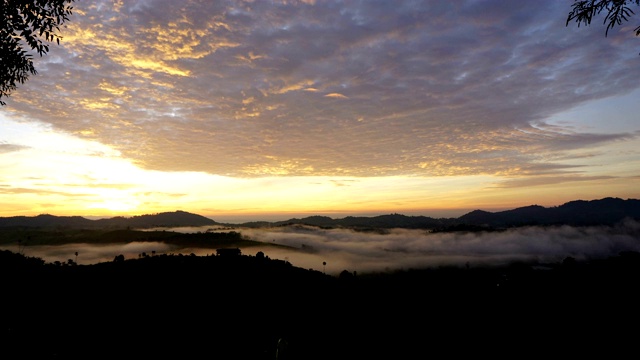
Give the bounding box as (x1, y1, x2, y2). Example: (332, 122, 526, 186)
(238, 197, 640, 229)
(268, 213, 456, 229)
(0, 210, 218, 229)
(1, 197, 639, 230)
(0, 214, 95, 228)
(93, 210, 218, 228)
(458, 197, 640, 227)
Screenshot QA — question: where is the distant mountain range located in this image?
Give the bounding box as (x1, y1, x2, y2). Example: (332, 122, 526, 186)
(267, 197, 640, 230)
(1, 197, 639, 230)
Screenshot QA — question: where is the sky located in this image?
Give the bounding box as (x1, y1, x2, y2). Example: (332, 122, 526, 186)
(1, 0, 640, 223)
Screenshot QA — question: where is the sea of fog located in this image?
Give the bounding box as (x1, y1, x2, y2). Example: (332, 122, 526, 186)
(3, 220, 640, 276)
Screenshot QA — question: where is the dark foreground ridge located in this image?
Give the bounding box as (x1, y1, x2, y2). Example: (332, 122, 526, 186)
(1, 249, 639, 359)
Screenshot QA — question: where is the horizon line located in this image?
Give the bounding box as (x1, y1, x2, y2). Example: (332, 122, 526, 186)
(4, 196, 636, 224)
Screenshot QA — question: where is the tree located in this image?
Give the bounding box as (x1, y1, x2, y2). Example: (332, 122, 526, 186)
(566, 0, 640, 38)
(1, 0, 75, 105)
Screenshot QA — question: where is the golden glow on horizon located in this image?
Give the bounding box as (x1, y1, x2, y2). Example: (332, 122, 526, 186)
(0, 119, 631, 220)
(88, 196, 141, 212)
(2, 96, 638, 220)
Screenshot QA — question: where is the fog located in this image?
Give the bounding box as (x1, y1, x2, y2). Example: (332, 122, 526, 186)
(4, 220, 640, 276)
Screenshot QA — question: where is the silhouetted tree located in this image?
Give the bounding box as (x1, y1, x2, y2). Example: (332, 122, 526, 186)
(562, 256, 577, 267)
(1, 0, 75, 105)
(567, 1, 640, 50)
(113, 254, 125, 263)
(339, 269, 354, 280)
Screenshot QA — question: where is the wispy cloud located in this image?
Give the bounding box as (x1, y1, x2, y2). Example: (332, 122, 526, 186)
(493, 175, 618, 188)
(0, 143, 28, 154)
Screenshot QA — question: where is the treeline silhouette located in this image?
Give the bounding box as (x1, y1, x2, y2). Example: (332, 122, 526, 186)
(2, 249, 639, 359)
(0, 228, 269, 249)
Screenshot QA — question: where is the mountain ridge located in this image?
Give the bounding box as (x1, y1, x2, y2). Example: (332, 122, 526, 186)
(1, 197, 639, 229)
(0, 197, 640, 230)
(265, 197, 640, 229)
(0, 210, 218, 229)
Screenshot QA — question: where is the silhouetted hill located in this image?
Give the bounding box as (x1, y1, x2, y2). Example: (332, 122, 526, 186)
(1, 197, 639, 231)
(94, 210, 218, 228)
(240, 197, 640, 230)
(0, 210, 218, 229)
(458, 197, 640, 227)
(0, 214, 95, 228)
(263, 213, 455, 229)
(458, 205, 550, 227)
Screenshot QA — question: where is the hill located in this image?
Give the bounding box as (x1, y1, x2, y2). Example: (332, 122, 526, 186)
(242, 197, 640, 230)
(0, 210, 218, 229)
(457, 197, 640, 227)
(1, 197, 639, 231)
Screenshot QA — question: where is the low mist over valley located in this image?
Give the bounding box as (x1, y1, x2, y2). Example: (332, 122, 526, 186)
(2, 197, 639, 275)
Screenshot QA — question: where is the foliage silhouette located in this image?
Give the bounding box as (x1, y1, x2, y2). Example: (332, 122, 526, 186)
(567, 0, 640, 52)
(0, 0, 75, 105)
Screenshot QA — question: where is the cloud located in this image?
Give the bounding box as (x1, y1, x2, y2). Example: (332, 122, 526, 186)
(4, 242, 177, 265)
(6, 221, 640, 276)
(493, 175, 618, 188)
(0, 187, 82, 196)
(234, 221, 640, 273)
(0, 143, 28, 154)
(324, 93, 348, 99)
(3, 0, 640, 179)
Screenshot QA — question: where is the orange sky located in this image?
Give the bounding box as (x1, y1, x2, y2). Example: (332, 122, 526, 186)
(1, 0, 639, 222)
